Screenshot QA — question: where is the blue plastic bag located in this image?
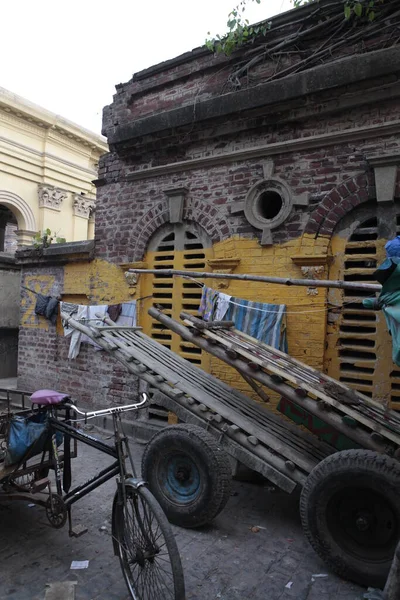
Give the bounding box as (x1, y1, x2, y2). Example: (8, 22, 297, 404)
(385, 236, 400, 258)
(5, 413, 62, 466)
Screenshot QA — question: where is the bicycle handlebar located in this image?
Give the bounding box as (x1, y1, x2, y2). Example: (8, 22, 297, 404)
(63, 393, 148, 420)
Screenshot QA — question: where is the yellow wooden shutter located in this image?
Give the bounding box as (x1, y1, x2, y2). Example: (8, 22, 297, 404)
(326, 208, 400, 410)
(141, 223, 212, 368)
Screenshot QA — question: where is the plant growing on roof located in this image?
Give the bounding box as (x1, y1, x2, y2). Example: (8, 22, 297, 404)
(33, 228, 66, 249)
(206, 0, 387, 56)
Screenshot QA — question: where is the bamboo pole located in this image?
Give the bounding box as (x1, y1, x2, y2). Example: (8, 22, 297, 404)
(148, 307, 387, 452)
(129, 268, 382, 292)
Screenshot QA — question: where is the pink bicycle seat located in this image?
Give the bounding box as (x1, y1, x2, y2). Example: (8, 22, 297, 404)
(30, 389, 69, 405)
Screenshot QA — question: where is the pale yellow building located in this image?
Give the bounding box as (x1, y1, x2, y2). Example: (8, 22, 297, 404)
(0, 87, 107, 250)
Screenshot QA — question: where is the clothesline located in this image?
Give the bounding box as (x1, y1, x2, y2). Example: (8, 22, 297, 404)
(182, 275, 378, 315)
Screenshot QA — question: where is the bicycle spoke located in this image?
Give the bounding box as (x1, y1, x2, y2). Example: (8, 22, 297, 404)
(115, 486, 183, 600)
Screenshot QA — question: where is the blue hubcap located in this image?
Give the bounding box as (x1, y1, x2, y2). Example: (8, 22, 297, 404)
(163, 455, 201, 504)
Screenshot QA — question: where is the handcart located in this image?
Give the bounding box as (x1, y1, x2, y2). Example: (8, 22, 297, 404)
(59, 308, 400, 590)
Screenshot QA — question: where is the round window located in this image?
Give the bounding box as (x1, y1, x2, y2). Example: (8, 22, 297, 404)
(255, 191, 284, 221)
(244, 178, 293, 231)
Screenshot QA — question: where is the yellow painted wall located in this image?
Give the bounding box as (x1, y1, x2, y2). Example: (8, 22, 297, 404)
(36, 225, 395, 413)
(136, 234, 329, 410)
(50, 233, 330, 412)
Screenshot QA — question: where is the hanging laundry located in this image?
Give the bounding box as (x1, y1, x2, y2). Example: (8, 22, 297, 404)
(226, 298, 288, 351)
(115, 301, 137, 327)
(214, 293, 232, 321)
(81, 305, 108, 348)
(64, 304, 88, 359)
(60, 302, 79, 337)
(35, 294, 59, 325)
(198, 286, 218, 321)
(61, 301, 137, 359)
(107, 304, 122, 322)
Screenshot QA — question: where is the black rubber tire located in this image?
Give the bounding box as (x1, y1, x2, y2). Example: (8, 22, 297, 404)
(113, 484, 185, 600)
(300, 449, 400, 588)
(142, 424, 232, 528)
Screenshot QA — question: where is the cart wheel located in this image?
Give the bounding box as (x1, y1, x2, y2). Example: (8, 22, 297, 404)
(141, 424, 232, 528)
(300, 449, 400, 588)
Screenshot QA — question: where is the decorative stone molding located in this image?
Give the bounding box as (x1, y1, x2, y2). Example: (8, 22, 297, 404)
(131, 200, 231, 262)
(120, 261, 148, 296)
(367, 153, 400, 204)
(301, 265, 325, 296)
(73, 194, 96, 218)
(38, 184, 67, 211)
(164, 187, 188, 224)
(15, 229, 37, 248)
(291, 254, 330, 296)
(207, 257, 241, 289)
(291, 254, 332, 267)
(230, 159, 309, 246)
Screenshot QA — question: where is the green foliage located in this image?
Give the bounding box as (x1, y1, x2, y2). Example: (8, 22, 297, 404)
(205, 0, 385, 56)
(33, 228, 66, 249)
(205, 0, 271, 56)
(292, 0, 383, 20)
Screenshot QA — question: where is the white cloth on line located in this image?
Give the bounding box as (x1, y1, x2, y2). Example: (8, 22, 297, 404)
(115, 301, 137, 327)
(215, 293, 232, 321)
(81, 305, 108, 348)
(67, 304, 88, 359)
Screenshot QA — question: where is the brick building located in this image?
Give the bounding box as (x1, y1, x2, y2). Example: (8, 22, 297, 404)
(16, 1, 400, 427)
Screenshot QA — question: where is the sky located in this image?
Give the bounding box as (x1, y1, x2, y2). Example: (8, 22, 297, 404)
(1, 0, 293, 135)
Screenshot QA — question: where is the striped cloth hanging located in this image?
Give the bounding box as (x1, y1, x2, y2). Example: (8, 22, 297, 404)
(226, 298, 288, 352)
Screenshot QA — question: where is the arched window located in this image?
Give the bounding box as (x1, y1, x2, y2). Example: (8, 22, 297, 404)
(325, 201, 400, 410)
(141, 221, 213, 365)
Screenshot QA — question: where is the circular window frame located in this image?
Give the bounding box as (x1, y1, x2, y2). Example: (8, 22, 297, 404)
(244, 178, 293, 231)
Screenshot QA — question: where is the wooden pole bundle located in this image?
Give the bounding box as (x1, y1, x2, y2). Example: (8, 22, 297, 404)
(129, 268, 382, 292)
(148, 307, 388, 453)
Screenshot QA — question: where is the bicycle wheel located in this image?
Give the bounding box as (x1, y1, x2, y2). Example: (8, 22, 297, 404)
(113, 483, 185, 600)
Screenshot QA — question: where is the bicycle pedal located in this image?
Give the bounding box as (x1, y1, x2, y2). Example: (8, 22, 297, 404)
(69, 524, 88, 538)
(31, 477, 50, 492)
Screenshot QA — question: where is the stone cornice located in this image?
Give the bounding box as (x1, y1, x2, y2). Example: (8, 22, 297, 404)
(123, 119, 400, 182)
(0, 135, 98, 177)
(109, 46, 400, 145)
(15, 240, 95, 265)
(0, 87, 107, 153)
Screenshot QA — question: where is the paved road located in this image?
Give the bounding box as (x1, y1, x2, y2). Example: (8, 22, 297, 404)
(0, 427, 367, 600)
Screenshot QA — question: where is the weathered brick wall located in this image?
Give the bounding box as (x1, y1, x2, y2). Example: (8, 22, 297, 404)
(96, 91, 400, 265)
(102, 8, 395, 131)
(17, 264, 139, 410)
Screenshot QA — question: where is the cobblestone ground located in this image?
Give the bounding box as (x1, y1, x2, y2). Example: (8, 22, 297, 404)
(0, 429, 367, 600)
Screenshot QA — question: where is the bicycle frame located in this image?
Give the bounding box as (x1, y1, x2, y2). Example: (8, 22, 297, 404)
(0, 395, 148, 537)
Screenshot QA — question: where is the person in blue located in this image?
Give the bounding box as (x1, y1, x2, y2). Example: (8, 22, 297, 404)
(363, 236, 400, 366)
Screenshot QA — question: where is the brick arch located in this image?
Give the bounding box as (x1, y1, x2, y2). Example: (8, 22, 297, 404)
(131, 198, 232, 261)
(304, 172, 374, 239)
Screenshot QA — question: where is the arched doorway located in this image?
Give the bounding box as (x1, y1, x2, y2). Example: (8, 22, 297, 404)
(325, 201, 400, 410)
(141, 221, 213, 366)
(0, 190, 37, 248)
(140, 221, 213, 422)
(0, 205, 18, 253)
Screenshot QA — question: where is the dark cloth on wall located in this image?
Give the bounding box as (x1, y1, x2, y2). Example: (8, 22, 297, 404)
(107, 304, 122, 322)
(35, 294, 59, 325)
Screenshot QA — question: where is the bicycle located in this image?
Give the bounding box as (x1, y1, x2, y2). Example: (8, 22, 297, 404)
(0, 389, 186, 600)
